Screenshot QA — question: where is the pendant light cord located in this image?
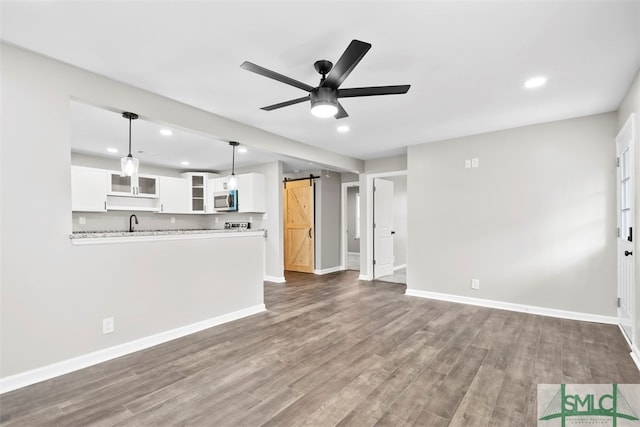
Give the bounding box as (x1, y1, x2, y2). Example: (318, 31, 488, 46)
(128, 116, 132, 156)
(232, 144, 236, 175)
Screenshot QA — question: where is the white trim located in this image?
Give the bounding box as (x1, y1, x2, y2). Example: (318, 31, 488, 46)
(631, 344, 640, 372)
(0, 304, 266, 394)
(264, 275, 286, 283)
(358, 274, 372, 281)
(405, 289, 617, 324)
(393, 263, 407, 271)
(341, 181, 360, 274)
(618, 324, 640, 372)
(314, 266, 344, 275)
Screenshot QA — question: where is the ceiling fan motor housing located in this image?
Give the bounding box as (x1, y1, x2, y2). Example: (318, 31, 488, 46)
(310, 86, 338, 108)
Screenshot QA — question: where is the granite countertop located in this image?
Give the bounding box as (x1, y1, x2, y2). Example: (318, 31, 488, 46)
(70, 229, 265, 239)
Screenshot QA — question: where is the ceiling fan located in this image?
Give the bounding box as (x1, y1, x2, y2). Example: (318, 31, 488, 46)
(240, 39, 411, 119)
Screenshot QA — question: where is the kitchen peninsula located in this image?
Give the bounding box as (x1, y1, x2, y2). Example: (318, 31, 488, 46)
(16, 226, 269, 393)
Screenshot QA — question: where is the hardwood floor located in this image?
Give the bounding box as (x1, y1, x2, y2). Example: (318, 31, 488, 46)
(1, 271, 639, 426)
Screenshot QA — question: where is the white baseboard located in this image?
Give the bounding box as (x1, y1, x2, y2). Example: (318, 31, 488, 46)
(0, 304, 266, 394)
(358, 274, 372, 281)
(314, 266, 344, 275)
(393, 264, 407, 271)
(405, 288, 617, 325)
(264, 275, 286, 283)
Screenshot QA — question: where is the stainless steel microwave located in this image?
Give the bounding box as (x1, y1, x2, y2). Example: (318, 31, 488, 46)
(213, 190, 238, 212)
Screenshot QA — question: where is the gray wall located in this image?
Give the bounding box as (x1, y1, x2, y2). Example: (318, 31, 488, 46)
(617, 67, 640, 347)
(1, 44, 356, 378)
(318, 170, 341, 270)
(407, 113, 617, 316)
(347, 186, 360, 253)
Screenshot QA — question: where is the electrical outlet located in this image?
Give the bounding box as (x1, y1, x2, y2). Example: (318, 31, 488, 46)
(215, 216, 219, 223)
(102, 317, 114, 334)
(263, 213, 268, 220)
(170, 217, 176, 224)
(472, 158, 479, 168)
(249, 216, 253, 222)
(471, 279, 480, 290)
(464, 159, 471, 168)
(79, 216, 86, 225)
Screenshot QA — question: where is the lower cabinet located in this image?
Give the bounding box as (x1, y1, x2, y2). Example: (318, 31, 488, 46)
(71, 166, 108, 212)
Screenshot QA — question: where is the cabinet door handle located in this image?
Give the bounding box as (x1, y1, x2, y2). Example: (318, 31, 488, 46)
(308, 228, 312, 238)
(161, 203, 164, 212)
(104, 201, 107, 210)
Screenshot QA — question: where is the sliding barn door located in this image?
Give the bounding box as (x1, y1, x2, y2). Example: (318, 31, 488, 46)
(284, 180, 315, 273)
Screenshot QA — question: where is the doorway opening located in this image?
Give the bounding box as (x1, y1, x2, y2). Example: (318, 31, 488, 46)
(372, 175, 407, 284)
(283, 178, 315, 273)
(616, 113, 636, 345)
(341, 182, 360, 271)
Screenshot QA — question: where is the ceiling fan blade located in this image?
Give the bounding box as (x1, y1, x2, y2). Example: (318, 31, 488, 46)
(322, 40, 371, 89)
(337, 85, 411, 98)
(241, 61, 315, 92)
(335, 102, 349, 119)
(261, 96, 310, 111)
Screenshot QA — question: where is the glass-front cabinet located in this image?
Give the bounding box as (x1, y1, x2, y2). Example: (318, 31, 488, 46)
(108, 172, 159, 198)
(180, 172, 209, 212)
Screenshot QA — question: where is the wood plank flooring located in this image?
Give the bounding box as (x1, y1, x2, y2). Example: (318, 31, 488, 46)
(1, 271, 639, 426)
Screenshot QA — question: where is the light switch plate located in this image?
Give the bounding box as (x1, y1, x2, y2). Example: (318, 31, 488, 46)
(472, 158, 479, 168)
(464, 160, 471, 168)
(471, 279, 480, 290)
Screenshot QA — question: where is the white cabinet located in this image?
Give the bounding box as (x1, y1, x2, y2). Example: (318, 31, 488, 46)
(158, 177, 189, 213)
(212, 176, 232, 192)
(108, 172, 159, 198)
(71, 166, 108, 212)
(238, 173, 266, 213)
(181, 172, 216, 213)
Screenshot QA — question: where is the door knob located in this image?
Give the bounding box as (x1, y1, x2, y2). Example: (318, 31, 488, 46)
(625, 250, 633, 256)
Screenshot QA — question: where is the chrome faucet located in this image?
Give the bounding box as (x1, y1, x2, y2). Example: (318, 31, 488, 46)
(129, 214, 138, 232)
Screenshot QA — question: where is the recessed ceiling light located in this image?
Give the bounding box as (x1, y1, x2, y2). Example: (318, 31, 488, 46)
(337, 125, 350, 133)
(238, 147, 248, 153)
(106, 147, 118, 153)
(181, 161, 190, 166)
(524, 76, 547, 89)
(160, 129, 172, 136)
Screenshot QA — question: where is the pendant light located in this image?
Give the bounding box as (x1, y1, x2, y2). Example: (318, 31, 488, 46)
(120, 112, 139, 177)
(228, 141, 239, 190)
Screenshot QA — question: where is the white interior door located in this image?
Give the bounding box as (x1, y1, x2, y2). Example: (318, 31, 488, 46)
(374, 178, 394, 278)
(617, 114, 636, 342)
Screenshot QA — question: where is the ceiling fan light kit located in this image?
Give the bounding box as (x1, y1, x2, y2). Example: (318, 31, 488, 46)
(241, 39, 410, 119)
(310, 87, 338, 118)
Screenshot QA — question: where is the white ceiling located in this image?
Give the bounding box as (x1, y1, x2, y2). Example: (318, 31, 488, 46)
(69, 101, 316, 173)
(2, 1, 639, 167)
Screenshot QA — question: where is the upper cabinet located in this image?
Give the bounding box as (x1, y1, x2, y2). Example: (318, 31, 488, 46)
(108, 172, 159, 198)
(238, 173, 266, 213)
(158, 176, 189, 214)
(181, 172, 218, 213)
(71, 166, 108, 212)
(71, 166, 265, 214)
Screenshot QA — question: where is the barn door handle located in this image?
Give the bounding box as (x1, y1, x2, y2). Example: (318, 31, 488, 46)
(308, 228, 312, 238)
(625, 250, 633, 256)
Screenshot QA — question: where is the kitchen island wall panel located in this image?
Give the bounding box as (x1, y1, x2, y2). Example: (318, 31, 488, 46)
(0, 44, 274, 388)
